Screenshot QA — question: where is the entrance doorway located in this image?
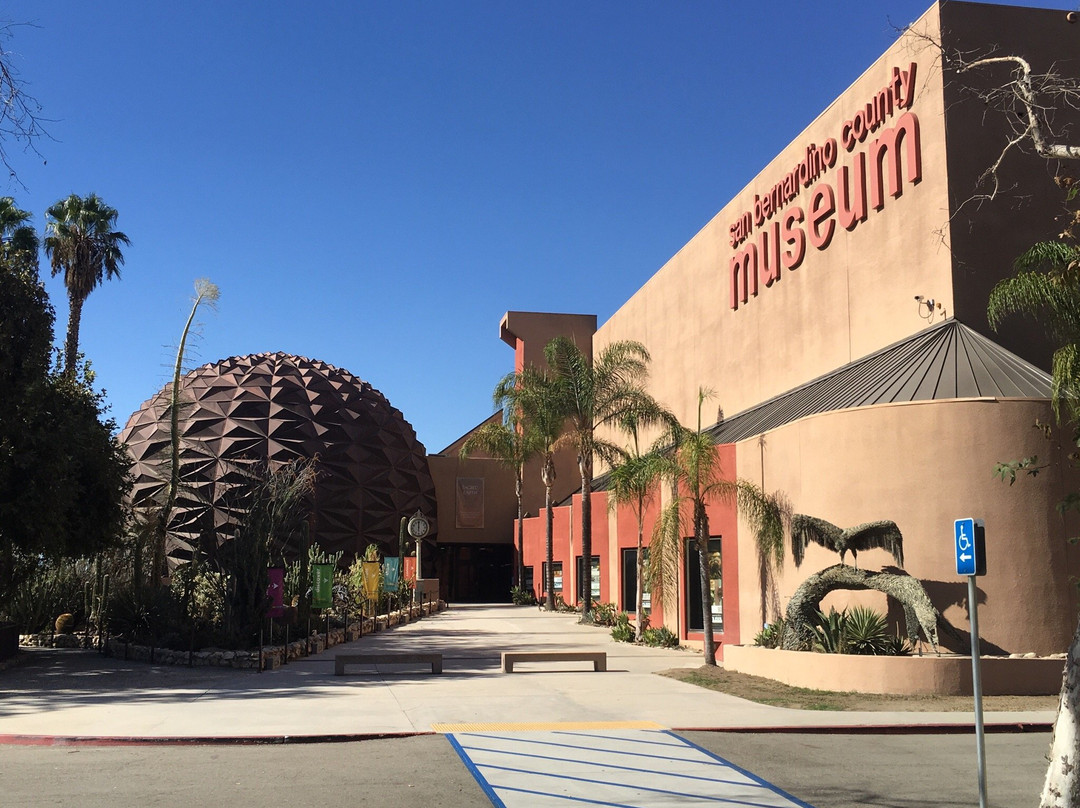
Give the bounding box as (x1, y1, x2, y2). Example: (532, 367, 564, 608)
(435, 543, 513, 603)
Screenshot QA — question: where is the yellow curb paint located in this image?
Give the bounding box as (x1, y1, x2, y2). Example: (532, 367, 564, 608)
(431, 720, 664, 733)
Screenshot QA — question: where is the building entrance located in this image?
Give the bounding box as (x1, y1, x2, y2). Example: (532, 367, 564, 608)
(435, 543, 513, 603)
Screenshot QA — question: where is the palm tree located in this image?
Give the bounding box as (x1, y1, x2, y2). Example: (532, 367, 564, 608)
(544, 336, 665, 622)
(461, 373, 540, 589)
(607, 417, 668, 641)
(650, 389, 785, 665)
(503, 365, 565, 611)
(988, 238, 1080, 423)
(988, 225, 1080, 808)
(0, 197, 38, 270)
(44, 193, 130, 377)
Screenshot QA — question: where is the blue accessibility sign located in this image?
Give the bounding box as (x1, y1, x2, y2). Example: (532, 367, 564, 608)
(954, 518, 986, 576)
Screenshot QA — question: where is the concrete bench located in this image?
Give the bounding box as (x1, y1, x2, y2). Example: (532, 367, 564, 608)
(335, 652, 442, 675)
(501, 651, 606, 673)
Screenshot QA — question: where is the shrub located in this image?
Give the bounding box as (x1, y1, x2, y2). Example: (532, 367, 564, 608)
(1, 557, 92, 633)
(510, 586, 537, 606)
(811, 607, 848, 654)
(611, 615, 634, 643)
(753, 618, 785, 648)
(642, 626, 679, 648)
(591, 601, 618, 627)
(844, 606, 890, 655)
(811, 606, 895, 655)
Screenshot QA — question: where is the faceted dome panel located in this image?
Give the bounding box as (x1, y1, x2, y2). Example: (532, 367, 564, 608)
(120, 352, 436, 562)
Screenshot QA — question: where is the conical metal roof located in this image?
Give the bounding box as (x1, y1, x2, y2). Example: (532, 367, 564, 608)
(705, 318, 1051, 445)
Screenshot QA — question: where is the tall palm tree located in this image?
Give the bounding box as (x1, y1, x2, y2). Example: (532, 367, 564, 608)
(44, 193, 130, 377)
(544, 336, 664, 622)
(0, 197, 38, 270)
(988, 224, 1080, 808)
(512, 365, 568, 611)
(461, 372, 540, 589)
(650, 389, 785, 665)
(607, 416, 668, 641)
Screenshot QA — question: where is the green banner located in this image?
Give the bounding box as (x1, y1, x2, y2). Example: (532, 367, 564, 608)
(312, 564, 334, 609)
(382, 558, 400, 593)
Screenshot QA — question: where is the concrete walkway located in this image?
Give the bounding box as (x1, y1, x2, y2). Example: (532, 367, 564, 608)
(0, 603, 1055, 742)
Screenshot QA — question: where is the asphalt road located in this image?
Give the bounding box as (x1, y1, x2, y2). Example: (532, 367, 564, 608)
(0, 730, 1050, 808)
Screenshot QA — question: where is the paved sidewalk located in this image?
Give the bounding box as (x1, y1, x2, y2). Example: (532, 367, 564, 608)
(0, 604, 1055, 742)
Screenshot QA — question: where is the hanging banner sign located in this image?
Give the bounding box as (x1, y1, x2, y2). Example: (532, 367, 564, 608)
(312, 564, 334, 609)
(403, 556, 417, 582)
(266, 567, 285, 618)
(382, 557, 401, 593)
(361, 560, 381, 602)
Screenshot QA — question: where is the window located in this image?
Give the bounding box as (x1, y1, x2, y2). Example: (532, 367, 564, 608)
(576, 555, 600, 602)
(621, 548, 651, 614)
(685, 538, 722, 633)
(542, 561, 563, 594)
(523, 566, 534, 594)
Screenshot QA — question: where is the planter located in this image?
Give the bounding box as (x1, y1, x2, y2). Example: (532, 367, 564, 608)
(725, 644, 1064, 696)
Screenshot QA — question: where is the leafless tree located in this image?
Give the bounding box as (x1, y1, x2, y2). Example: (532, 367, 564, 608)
(0, 22, 49, 187)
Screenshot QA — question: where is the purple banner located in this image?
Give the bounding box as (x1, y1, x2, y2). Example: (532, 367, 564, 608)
(266, 567, 285, 618)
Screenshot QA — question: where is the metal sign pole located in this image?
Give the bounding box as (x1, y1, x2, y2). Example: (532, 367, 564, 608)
(955, 517, 988, 808)
(968, 573, 987, 808)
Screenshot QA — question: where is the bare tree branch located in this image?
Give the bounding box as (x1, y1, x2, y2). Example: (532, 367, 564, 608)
(0, 22, 50, 187)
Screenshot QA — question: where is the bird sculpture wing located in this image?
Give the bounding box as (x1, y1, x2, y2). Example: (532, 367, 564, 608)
(844, 520, 904, 568)
(790, 514, 843, 568)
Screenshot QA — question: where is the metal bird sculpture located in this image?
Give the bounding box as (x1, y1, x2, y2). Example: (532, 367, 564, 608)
(790, 514, 904, 569)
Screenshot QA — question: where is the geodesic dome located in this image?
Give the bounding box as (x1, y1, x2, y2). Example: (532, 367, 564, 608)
(120, 352, 436, 563)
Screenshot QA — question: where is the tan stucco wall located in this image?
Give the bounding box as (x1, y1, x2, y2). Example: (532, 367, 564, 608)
(428, 454, 519, 545)
(594, 5, 952, 434)
(734, 398, 1080, 656)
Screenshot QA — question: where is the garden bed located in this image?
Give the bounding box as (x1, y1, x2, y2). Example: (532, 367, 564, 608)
(724, 644, 1065, 696)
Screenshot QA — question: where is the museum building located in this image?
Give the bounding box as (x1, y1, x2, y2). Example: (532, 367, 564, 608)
(436, 1, 1080, 658)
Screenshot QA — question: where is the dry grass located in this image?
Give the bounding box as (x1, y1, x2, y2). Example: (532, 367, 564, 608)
(659, 664, 1059, 712)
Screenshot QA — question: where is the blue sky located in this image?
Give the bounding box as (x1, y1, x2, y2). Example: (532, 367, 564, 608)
(3, 1, 1074, 452)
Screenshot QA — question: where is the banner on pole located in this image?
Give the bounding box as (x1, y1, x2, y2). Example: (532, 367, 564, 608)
(266, 567, 285, 618)
(312, 564, 334, 609)
(383, 557, 401, 593)
(361, 560, 381, 603)
(403, 556, 416, 582)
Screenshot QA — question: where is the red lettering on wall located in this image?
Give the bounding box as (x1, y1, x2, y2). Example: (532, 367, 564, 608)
(808, 184, 835, 250)
(781, 206, 806, 270)
(869, 112, 922, 210)
(836, 152, 867, 231)
(730, 244, 758, 310)
(759, 222, 781, 287)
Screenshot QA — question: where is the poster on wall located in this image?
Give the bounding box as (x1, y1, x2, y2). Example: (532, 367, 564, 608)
(456, 477, 485, 528)
(312, 564, 334, 609)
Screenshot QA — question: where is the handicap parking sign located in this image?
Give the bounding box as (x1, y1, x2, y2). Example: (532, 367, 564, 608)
(954, 518, 986, 576)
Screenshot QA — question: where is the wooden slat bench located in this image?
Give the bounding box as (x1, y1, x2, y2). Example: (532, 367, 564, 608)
(501, 651, 606, 673)
(335, 652, 443, 675)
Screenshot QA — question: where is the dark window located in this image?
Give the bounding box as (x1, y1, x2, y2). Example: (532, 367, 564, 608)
(685, 538, 723, 633)
(621, 548, 651, 614)
(542, 561, 563, 594)
(523, 566, 534, 594)
(576, 555, 600, 602)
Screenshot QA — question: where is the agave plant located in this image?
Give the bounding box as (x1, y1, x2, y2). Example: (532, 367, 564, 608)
(843, 606, 891, 655)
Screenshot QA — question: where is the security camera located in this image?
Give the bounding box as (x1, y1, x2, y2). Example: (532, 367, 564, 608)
(914, 295, 925, 301)
(1067, 11, 1077, 23)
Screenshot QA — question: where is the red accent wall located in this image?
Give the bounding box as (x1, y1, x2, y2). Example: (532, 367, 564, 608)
(680, 443, 741, 661)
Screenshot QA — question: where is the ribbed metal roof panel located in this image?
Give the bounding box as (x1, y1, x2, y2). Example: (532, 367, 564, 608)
(705, 319, 1051, 445)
